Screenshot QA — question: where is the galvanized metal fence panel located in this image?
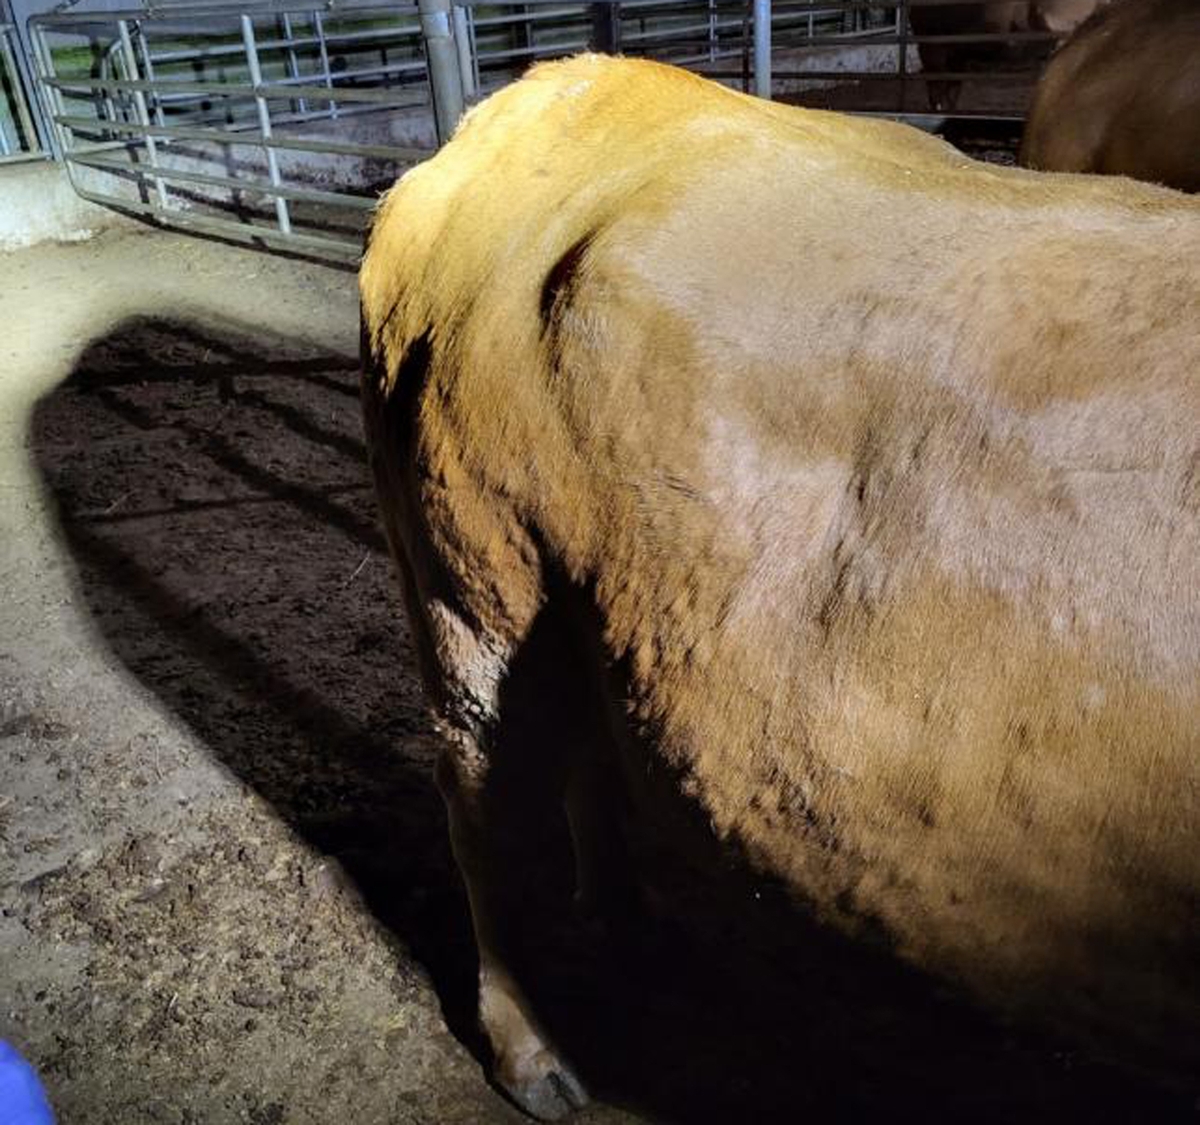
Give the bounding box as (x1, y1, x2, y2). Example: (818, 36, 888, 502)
(30, 1, 438, 257)
(23, 0, 1078, 258)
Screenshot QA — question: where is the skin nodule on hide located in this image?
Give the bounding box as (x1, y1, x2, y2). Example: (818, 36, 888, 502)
(360, 53, 1200, 1113)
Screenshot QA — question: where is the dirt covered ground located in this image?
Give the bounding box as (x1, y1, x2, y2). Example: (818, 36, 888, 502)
(0, 225, 560, 1124)
(1, 222, 1194, 1125)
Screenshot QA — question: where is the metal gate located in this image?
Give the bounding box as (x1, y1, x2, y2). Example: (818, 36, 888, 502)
(28, 1, 438, 258)
(25, 0, 779, 258)
(21, 0, 1077, 258)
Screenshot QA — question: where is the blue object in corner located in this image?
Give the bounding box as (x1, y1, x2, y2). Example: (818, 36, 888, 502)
(0, 1041, 55, 1125)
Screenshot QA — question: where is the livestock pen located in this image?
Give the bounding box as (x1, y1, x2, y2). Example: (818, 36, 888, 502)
(2, 2, 1194, 1123)
(11, 0, 1070, 257)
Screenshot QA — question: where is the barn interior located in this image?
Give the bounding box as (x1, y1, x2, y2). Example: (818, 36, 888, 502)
(2, 2, 1195, 1123)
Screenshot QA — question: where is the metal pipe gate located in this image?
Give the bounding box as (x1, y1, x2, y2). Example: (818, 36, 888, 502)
(18, 0, 1081, 258)
(30, 0, 438, 258)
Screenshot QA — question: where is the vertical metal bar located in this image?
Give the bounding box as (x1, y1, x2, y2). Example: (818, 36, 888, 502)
(118, 19, 169, 208)
(312, 10, 337, 120)
(467, 5, 479, 99)
(136, 23, 166, 128)
(513, 2, 533, 61)
(417, 0, 465, 145)
(897, 0, 908, 112)
(740, 2, 751, 92)
(0, 25, 16, 154)
(753, 0, 770, 98)
(451, 5, 476, 102)
(28, 22, 65, 159)
(707, 0, 717, 61)
(99, 43, 120, 131)
(279, 12, 307, 115)
(591, 2, 619, 52)
(14, 12, 54, 154)
(0, 26, 37, 153)
(0, 51, 11, 153)
(240, 13, 291, 234)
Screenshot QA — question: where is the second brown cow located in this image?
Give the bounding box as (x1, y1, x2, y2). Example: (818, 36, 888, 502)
(1020, 0, 1200, 191)
(909, 0, 1104, 111)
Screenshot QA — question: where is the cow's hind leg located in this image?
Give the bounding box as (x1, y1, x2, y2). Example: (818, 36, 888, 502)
(564, 726, 640, 928)
(434, 598, 602, 1120)
(437, 749, 587, 1119)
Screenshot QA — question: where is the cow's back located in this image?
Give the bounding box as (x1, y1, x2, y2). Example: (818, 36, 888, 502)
(361, 55, 1200, 1085)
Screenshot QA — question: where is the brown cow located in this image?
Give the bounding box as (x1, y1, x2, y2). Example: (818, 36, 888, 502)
(910, 0, 1104, 112)
(1020, 0, 1200, 191)
(360, 55, 1200, 1120)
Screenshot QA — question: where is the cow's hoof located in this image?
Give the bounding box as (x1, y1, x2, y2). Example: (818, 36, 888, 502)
(496, 1050, 588, 1121)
